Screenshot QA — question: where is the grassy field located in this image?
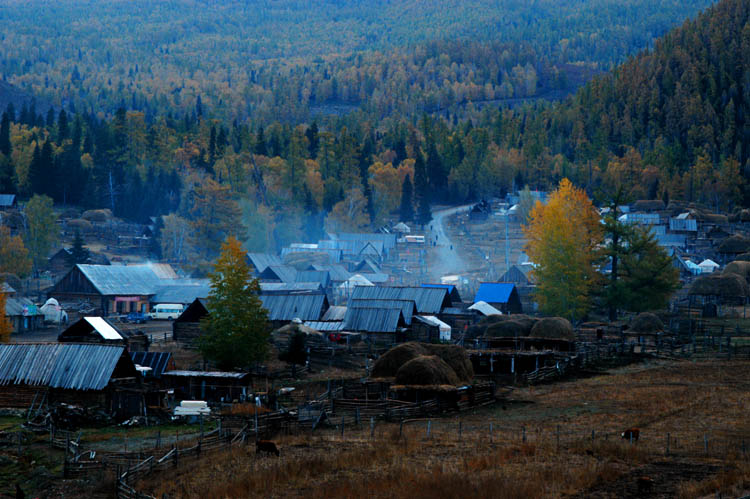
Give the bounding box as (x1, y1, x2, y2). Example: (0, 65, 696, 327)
(134, 359, 750, 498)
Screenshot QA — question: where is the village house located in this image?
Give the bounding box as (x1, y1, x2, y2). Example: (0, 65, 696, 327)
(473, 283, 523, 314)
(0, 343, 144, 419)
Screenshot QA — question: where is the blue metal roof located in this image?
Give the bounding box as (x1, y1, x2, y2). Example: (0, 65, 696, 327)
(474, 283, 517, 304)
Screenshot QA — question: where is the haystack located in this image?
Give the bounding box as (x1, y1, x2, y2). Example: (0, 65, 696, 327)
(632, 200, 665, 212)
(629, 312, 664, 334)
(723, 261, 750, 282)
(689, 273, 749, 298)
(739, 209, 750, 222)
(529, 317, 575, 341)
(733, 253, 750, 262)
(395, 355, 460, 386)
(718, 235, 750, 255)
(283, 251, 331, 269)
(371, 342, 428, 378)
(701, 213, 729, 224)
(67, 219, 93, 233)
(423, 344, 474, 382)
(484, 314, 538, 338)
(271, 322, 324, 347)
(81, 209, 113, 222)
(465, 314, 507, 339)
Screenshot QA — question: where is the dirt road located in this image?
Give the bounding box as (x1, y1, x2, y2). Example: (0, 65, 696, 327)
(427, 204, 473, 280)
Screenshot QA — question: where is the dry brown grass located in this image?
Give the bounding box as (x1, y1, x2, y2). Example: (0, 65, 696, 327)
(136, 360, 750, 498)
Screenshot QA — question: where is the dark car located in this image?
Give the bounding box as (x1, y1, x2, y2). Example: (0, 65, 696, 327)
(126, 312, 149, 324)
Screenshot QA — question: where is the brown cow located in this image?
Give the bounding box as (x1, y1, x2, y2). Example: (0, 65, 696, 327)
(256, 439, 280, 456)
(621, 428, 640, 442)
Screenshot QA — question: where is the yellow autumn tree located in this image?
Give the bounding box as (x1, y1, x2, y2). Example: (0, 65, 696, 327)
(0, 291, 11, 342)
(523, 178, 603, 321)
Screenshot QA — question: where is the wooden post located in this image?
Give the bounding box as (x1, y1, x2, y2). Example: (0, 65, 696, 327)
(489, 422, 493, 444)
(666, 432, 670, 456)
(556, 425, 560, 451)
(356, 408, 360, 426)
(459, 421, 463, 441)
(427, 420, 431, 438)
(704, 434, 709, 455)
(591, 430, 595, 442)
(370, 417, 375, 438)
(340, 416, 345, 439)
(157, 430, 161, 448)
(399, 420, 404, 438)
(522, 426, 526, 443)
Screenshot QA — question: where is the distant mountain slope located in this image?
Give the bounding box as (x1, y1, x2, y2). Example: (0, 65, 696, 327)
(545, 0, 750, 205)
(0, 0, 715, 122)
(0, 80, 52, 115)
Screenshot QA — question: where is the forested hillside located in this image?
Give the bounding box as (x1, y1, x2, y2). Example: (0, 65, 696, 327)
(525, 0, 750, 207)
(0, 0, 714, 122)
(4, 0, 748, 270)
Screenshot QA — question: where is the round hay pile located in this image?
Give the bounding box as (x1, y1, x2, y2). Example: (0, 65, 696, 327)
(629, 312, 664, 333)
(689, 273, 749, 298)
(371, 342, 428, 378)
(632, 200, 665, 212)
(701, 213, 729, 224)
(283, 251, 332, 269)
(723, 261, 750, 282)
(59, 208, 80, 220)
(81, 209, 113, 222)
(484, 314, 538, 338)
(733, 253, 750, 262)
(395, 355, 460, 386)
(465, 314, 508, 339)
(740, 209, 750, 222)
(423, 344, 474, 382)
(718, 235, 750, 255)
(529, 317, 575, 341)
(67, 219, 93, 233)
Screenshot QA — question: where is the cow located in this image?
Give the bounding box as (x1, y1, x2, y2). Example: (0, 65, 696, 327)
(256, 439, 280, 457)
(621, 428, 640, 442)
(636, 476, 654, 494)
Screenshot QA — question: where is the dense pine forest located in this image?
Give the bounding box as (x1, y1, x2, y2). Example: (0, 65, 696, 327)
(5, 0, 749, 265)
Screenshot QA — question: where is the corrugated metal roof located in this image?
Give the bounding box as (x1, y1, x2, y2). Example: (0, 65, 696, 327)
(474, 283, 516, 304)
(246, 253, 283, 273)
(153, 280, 211, 304)
(260, 265, 299, 283)
(131, 351, 172, 377)
(349, 299, 416, 325)
(0, 343, 129, 390)
(304, 321, 345, 332)
(669, 218, 698, 232)
(343, 307, 403, 333)
(311, 264, 351, 282)
(322, 306, 347, 321)
(350, 286, 449, 314)
(319, 239, 384, 257)
(260, 282, 324, 294)
(76, 264, 175, 296)
(468, 301, 503, 316)
(260, 294, 327, 321)
(330, 232, 397, 250)
(295, 270, 331, 287)
(162, 370, 248, 379)
(1, 282, 15, 294)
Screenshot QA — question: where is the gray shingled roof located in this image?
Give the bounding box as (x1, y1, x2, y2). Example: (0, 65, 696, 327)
(322, 306, 347, 321)
(331, 232, 397, 250)
(260, 282, 325, 294)
(349, 299, 416, 325)
(1, 282, 15, 294)
(311, 264, 351, 282)
(260, 265, 299, 283)
(0, 343, 130, 390)
(295, 270, 330, 287)
(259, 294, 327, 321)
(349, 286, 450, 314)
(304, 321, 345, 332)
(343, 307, 404, 333)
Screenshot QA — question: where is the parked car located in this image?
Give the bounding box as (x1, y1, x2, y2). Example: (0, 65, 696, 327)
(126, 312, 149, 324)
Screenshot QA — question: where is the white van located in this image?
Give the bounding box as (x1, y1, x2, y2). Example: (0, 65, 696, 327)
(149, 303, 185, 320)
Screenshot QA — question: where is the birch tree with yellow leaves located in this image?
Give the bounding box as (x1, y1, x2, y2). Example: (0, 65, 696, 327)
(523, 179, 603, 321)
